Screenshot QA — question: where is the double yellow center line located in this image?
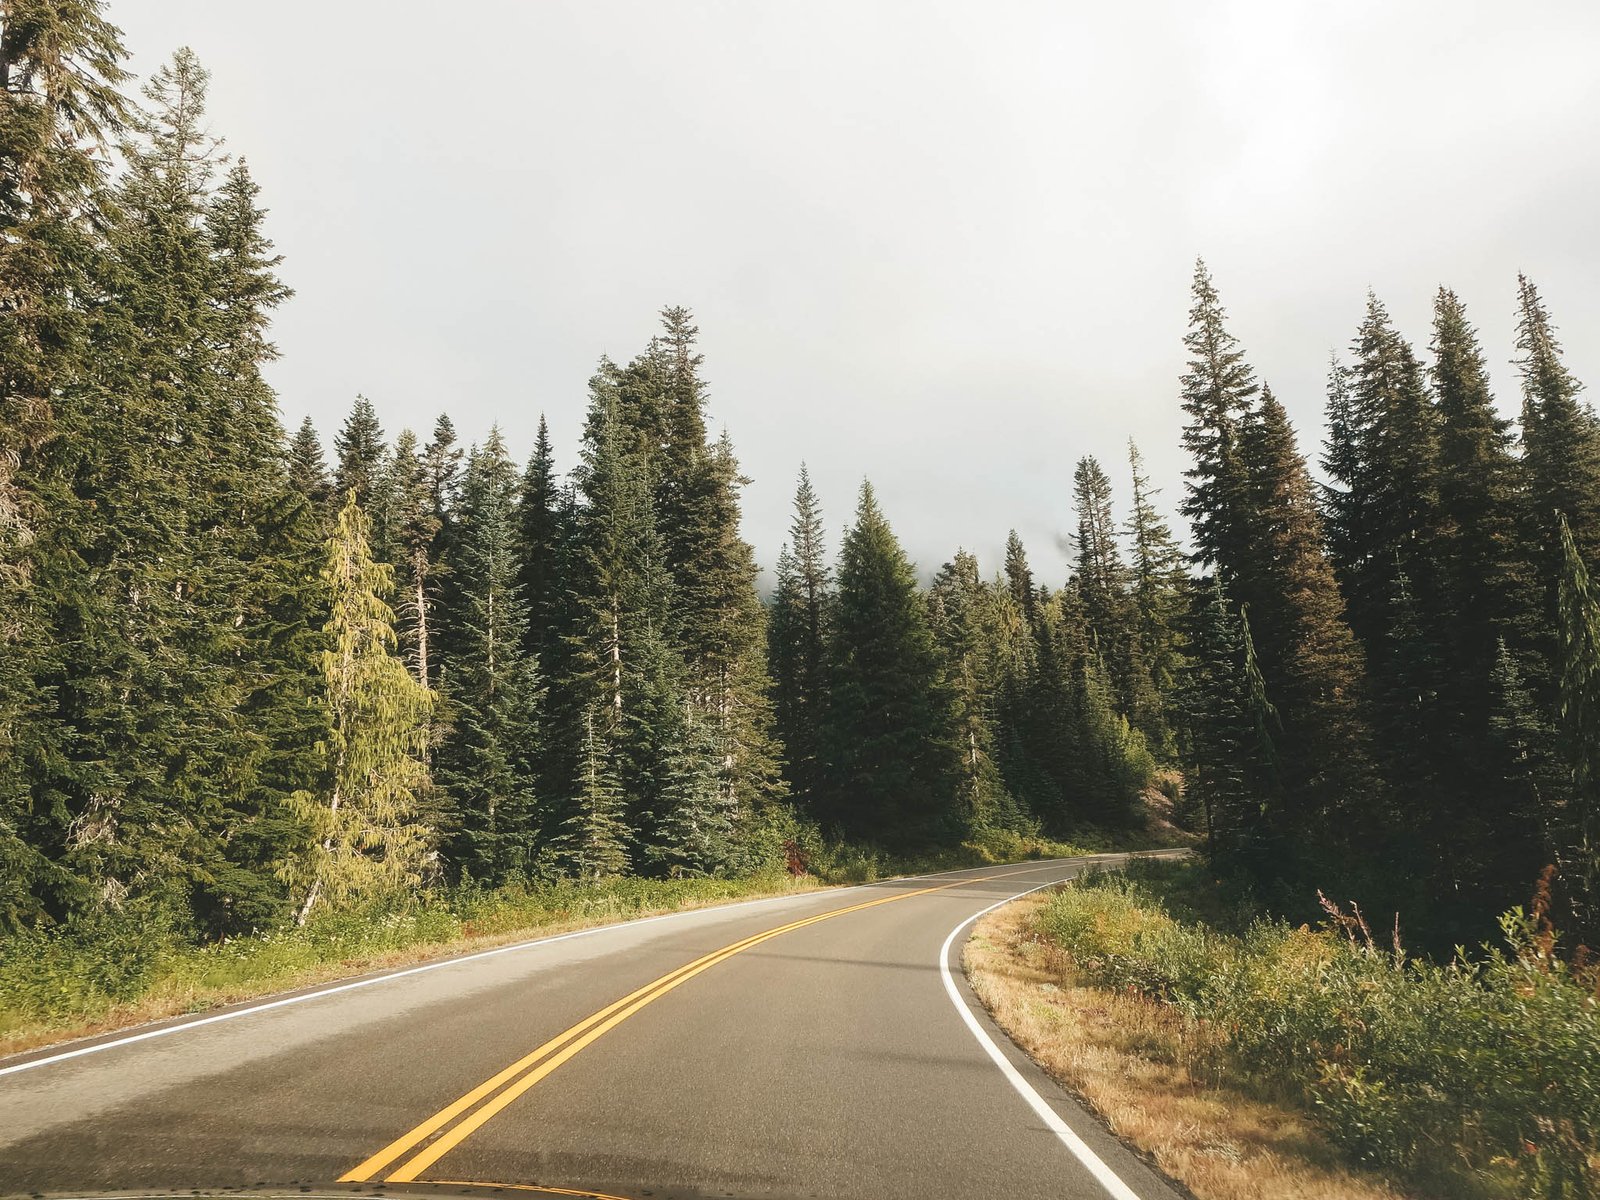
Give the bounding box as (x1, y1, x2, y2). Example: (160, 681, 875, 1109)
(340, 866, 1049, 1184)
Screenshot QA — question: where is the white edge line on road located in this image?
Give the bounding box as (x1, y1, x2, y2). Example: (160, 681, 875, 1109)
(1, 855, 1123, 1081)
(938, 873, 1146, 1200)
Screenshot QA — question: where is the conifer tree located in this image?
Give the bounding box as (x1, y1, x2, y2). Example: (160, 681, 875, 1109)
(1322, 297, 1452, 893)
(1177, 580, 1257, 857)
(558, 707, 630, 880)
(516, 414, 563, 658)
(1432, 287, 1534, 666)
(1324, 295, 1448, 659)
(285, 495, 435, 923)
(435, 431, 543, 882)
(1072, 454, 1140, 717)
(381, 431, 429, 680)
(1003, 530, 1039, 626)
(1234, 388, 1377, 857)
(768, 465, 832, 812)
(676, 432, 784, 823)
(928, 550, 1017, 831)
(49, 47, 247, 915)
(1124, 441, 1188, 754)
(820, 482, 959, 844)
(288, 416, 333, 516)
(1558, 516, 1600, 937)
(559, 378, 680, 852)
(334, 396, 387, 510)
(1426, 288, 1548, 925)
(1179, 260, 1258, 576)
(1518, 276, 1600, 653)
(0, 0, 128, 924)
(651, 706, 734, 876)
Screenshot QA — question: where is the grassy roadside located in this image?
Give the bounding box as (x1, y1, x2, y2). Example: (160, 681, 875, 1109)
(966, 859, 1600, 1200)
(965, 892, 1413, 1200)
(0, 828, 1116, 1061)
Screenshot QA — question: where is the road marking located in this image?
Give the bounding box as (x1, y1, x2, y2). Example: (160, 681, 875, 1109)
(343, 863, 1070, 1184)
(426, 1181, 634, 1200)
(0, 862, 1033, 1081)
(938, 876, 1147, 1200)
(0, 855, 1137, 1082)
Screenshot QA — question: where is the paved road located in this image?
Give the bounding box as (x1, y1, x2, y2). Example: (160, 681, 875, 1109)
(0, 855, 1185, 1200)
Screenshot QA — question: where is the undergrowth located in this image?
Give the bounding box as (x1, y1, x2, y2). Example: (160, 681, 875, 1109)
(1038, 859, 1600, 1199)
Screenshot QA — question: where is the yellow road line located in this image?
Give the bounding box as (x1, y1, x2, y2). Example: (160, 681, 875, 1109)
(342, 865, 1052, 1184)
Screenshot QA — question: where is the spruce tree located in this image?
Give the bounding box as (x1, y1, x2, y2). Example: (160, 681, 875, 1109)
(285, 495, 435, 923)
(768, 465, 832, 812)
(334, 396, 387, 510)
(1234, 388, 1377, 861)
(928, 550, 1017, 832)
(1518, 276, 1600, 663)
(1323, 296, 1453, 897)
(51, 48, 243, 915)
(1124, 441, 1188, 755)
(516, 413, 563, 659)
(1072, 454, 1139, 718)
(558, 707, 630, 880)
(435, 431, 543, 882)
(1557, 516, 1600, 938)
(559, 378, 677, 854)
(1177, 580, 1259, 860)
(1428, 288, 1548, 926)
(1179, 260, 1258, 576)
(382, 430, 442, 688)
(288, 416, 333, 516)
(820, 482, 959, 845)
(0, 0, 128, 924)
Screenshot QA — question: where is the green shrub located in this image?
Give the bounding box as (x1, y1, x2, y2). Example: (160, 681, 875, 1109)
(1038, 861, 1600, 1199)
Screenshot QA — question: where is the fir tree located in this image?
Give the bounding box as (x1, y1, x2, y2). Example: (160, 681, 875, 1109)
(820, 482, 960, 845)
(1427, 288, 1548, 928)
(768, 465, 832, 812)
(1124, 441, 1188, 754)
(558, 706, 630, 880)
(382, 430, 443, 688)
(1179, 260, 1258, 576)
(1558, 516, 1600, 938)
(0, 0, 128, 924)
(334, 395, 387, 510)
(1518, 276, 1600, 663)
(1234, 388, 1377, 858)
(1177, 580, 1258, 859)
(928, 550, 1018, 832)
(288, 416, 333, 516)
(1072, 454, 1139, 717)
(285, 494, 435, 923)
(436, 431, 543, 882)
(516, 413, 563, 658)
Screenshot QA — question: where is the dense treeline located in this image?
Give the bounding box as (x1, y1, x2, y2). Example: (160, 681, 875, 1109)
(0, 13, 1156, 940)
(10, 3, 1600, 956)
(1179, 262, 1600, 947)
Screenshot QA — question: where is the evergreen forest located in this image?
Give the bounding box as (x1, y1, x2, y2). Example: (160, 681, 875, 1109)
(7, 8, 1600, 961)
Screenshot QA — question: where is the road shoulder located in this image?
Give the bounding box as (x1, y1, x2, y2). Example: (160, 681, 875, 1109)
(962, 891, 1415, 1200)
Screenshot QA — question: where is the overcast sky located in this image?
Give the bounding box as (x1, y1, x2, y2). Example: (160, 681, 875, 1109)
(112, 1, 1600, 584)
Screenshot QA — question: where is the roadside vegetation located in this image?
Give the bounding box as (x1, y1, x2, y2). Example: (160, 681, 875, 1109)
(972, 858, 1600, 1200)
(0, 824, 1105, 1058)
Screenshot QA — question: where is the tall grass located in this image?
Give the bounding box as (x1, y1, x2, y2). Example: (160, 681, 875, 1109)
(1038, 860, 1600, 1199)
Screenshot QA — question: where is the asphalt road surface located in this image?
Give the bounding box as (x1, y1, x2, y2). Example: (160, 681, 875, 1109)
(0, 855, 1187, 1200)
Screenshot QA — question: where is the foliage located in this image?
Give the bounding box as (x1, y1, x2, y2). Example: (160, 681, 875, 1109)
(1040, 860, 1600, 1198)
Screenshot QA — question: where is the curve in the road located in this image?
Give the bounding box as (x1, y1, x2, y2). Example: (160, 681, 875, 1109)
(344, 865, 1056, 1184)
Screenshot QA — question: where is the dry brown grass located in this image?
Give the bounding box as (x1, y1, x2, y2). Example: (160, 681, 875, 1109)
(964, 892, 1424, 1200)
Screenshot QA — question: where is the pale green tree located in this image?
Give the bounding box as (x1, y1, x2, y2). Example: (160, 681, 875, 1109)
(286, 494, 435, 923)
